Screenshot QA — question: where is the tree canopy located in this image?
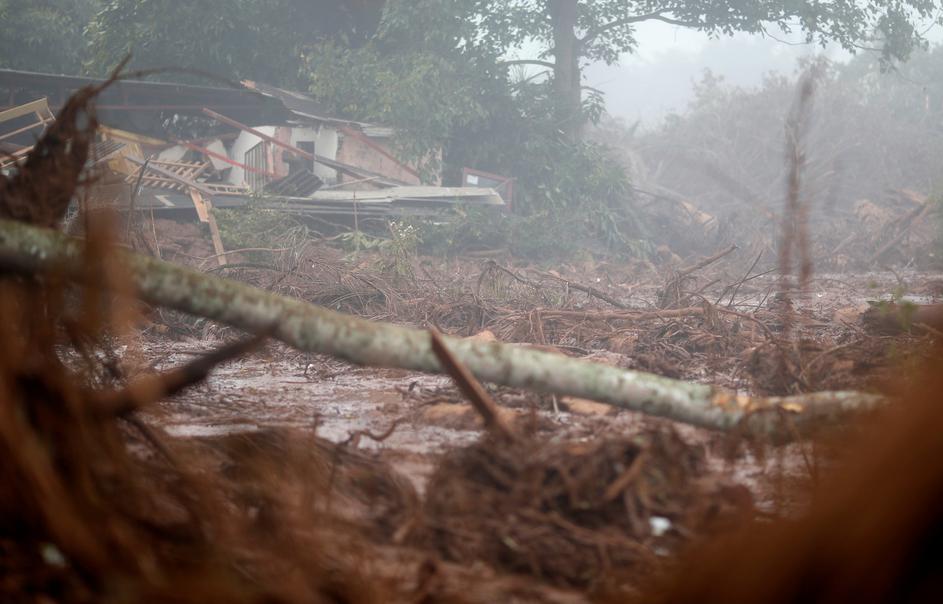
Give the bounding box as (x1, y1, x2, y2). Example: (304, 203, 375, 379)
(85, 0, 384, 86)
(6, 1, 938, 139)
(480, 0, 941, 138)
(0, 0, 98, 74)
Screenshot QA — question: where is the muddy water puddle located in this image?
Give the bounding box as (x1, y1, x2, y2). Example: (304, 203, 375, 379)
(153, 354, 480, 439)
(144, 347, 486, 489)
(139, 341, 812, 506)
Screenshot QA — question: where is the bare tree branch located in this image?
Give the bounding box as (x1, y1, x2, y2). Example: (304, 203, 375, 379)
(581, 7, 703, 45)
(502, 58, 557, 69)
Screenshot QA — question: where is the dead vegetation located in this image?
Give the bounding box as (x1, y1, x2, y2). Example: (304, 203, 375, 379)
(1, 70, 942, 603)
(421, 430, 750, 592)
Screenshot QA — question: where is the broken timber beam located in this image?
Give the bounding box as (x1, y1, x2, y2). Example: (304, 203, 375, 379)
(125, 156, 214, 197)
(0, 218, 886, 443)
(188, 190, 227, 266)
(0, 97, 56, 145)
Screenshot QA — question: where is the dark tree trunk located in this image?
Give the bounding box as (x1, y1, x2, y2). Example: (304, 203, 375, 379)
(549, 0, 582, 141)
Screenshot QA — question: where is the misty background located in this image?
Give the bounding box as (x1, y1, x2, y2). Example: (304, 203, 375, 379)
(589, 21, 943, 125)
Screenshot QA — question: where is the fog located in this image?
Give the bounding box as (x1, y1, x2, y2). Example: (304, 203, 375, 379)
(590, 20, 943, 124)
(588, 26, 834, 123)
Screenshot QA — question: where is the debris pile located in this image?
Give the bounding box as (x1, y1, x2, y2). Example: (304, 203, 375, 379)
(421, 430, 751, 590)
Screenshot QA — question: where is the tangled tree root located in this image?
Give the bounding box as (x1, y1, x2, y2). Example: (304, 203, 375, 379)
(420, 429, 752, 591)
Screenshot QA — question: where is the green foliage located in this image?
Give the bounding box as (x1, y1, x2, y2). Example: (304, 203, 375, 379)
(305, 41, 490, 178)
(332, 221, 419, 282)
(458, 1, 939, 134)
(483, 1, 938, 64)
(335, 229, 386, 255)
(301, 3, 649, 259)
(301, 1, 935, 261)
(433, 74, 649, 259)
(643, 48, 943, 224)
(304, 1, 508, 176)
(7, 0, 930, 265)
(377, 221, 420, 281)
(88, 0, 255, 81)
(418, 134, 651, 261)
(86, 0, 383, 85)
(213, 199, 308, 262)
(0, 0, 98, 74)
(869, 292, 918, 332)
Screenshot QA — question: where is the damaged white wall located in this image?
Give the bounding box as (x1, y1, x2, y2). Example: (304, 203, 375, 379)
(293, 126, 338, 183)
(226, 124, 340, 187)
(227, 126, 276, 186)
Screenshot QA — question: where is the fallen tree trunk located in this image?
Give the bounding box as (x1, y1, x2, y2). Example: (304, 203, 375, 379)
(0, 218, 885, 441)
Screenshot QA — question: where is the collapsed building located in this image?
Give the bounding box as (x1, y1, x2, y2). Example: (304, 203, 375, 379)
(0, 68, 504, 261)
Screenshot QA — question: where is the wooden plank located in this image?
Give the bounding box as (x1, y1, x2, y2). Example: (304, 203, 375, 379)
(0, 146, 32, 169)
(0, 119, 51, 144)
(175, 138, 278, 177)
(125, 156, 214, 196)
(191, 162, 209, 181)
(99, 125, 167, 147)
(151, 161, 209, 187)
(129, 175, 182, 191)
(0, 98, 51, 123)
(153, 159, 197, 170)
(107, 142, 144, 176)
(190, 189, 210, 223)
(204, 197, 228, 267)
(204, 183, 252, 196)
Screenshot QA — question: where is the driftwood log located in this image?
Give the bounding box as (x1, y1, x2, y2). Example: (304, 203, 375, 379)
(0, 218, 885, 441)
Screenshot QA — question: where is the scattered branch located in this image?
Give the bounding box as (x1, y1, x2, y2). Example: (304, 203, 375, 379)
(536, 269, 629, 309)
(429, 329, 517, 442)
(501, 59, 557, 69)
(91, 333, 270, 416)
(869, 195, 933, 265)
(581, 8, 703, 45)
(677, 244, 739, 280)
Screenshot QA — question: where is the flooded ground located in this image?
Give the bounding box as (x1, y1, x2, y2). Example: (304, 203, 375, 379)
(137, 268, 942, 506)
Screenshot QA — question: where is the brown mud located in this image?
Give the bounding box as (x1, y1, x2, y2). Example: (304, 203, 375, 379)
(138, 250, 942, 500)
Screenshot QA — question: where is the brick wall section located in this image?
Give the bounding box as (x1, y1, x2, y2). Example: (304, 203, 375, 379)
(336, 134, 437, 186)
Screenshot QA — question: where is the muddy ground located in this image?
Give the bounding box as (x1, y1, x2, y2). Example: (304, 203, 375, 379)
(68, 215, 933, 600)
(135, 234, 942, 510)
